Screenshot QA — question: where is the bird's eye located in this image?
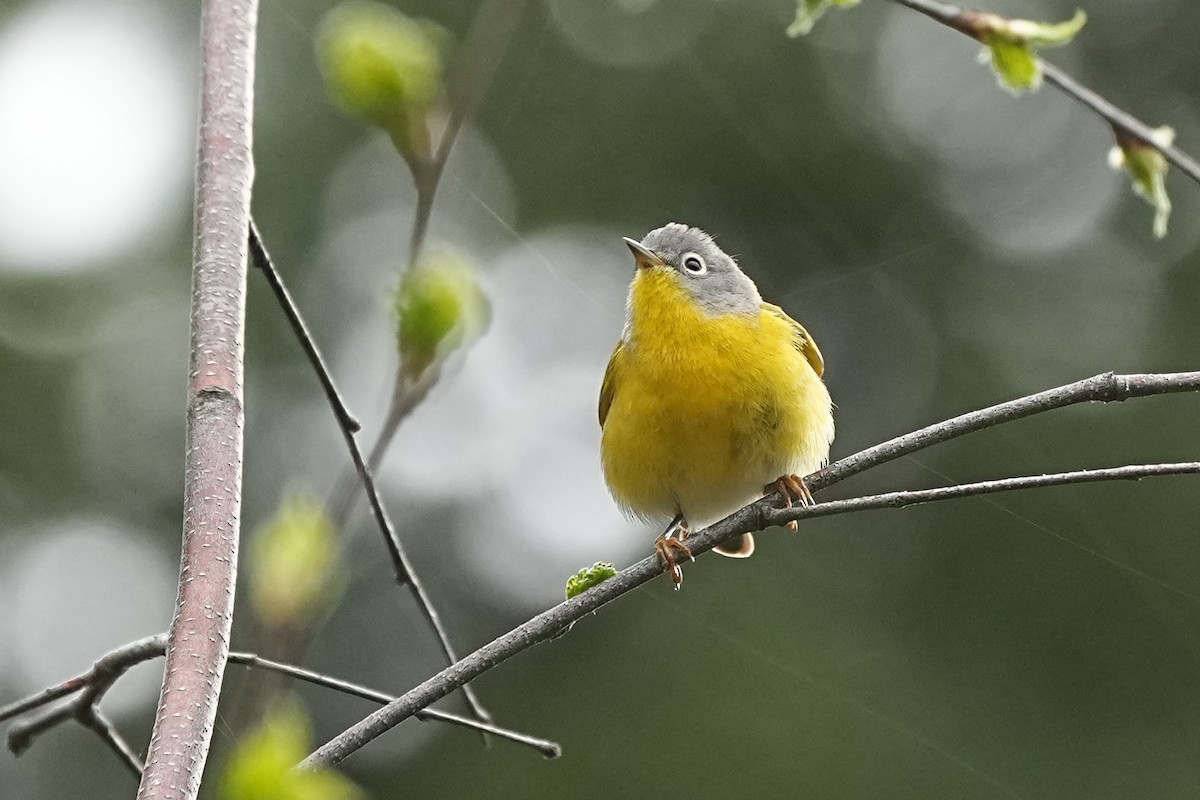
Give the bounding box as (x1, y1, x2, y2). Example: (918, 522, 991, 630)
(681, 253, 707, 275)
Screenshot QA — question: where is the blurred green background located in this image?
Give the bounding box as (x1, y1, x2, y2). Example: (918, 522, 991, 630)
(2, 0, 1200, 797)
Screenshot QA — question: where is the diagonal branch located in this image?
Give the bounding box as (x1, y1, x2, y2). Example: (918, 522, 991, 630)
(247, 223, 491, 727)
(300, 370, 1200, 767)
(806, 371, 1200, 494)
(885, 0, 1200, 184)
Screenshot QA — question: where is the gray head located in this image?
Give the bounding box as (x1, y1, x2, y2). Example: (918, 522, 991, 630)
(623, 223, 761, 316)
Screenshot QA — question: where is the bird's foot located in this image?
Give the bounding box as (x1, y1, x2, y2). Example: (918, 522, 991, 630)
(655, 516, 694, 589)
(766, 474, 816, 531)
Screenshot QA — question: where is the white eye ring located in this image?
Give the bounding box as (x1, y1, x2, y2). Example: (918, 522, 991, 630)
(681, 252, 707, 275)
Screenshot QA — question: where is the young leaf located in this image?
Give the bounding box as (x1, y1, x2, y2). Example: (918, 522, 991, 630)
(250, 493, 340, 629)
(566, 562, 618, 600)
(222, 702, 361, 800)
(968, 9, 1087, 93)
(317, 1, 448, 160)
(1109, 126, 1175, 238)
(787, 0, 860, 37)
(395, 250, 490, 383)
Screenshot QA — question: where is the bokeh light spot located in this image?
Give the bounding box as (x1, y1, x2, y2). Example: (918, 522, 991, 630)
(7, 519, 176, 714)
(0, 0, 191, 274)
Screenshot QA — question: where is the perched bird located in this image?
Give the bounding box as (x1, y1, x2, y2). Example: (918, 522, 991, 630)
(599, 224, 834, 585)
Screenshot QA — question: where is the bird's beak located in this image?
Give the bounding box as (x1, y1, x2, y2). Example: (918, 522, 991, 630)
(623, 237, 664, 270)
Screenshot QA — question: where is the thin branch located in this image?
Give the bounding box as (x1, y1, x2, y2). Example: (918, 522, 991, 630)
(2, 633, 559, 771)
(770, 462, 1200, 525)
(407, 0, 533, 265)
(79, 709, 145, 778)
(7, 705, 73, 755)
(249, 220, 359, 434)
(136, 0, 258, 796)
(247, 224, 491, 726)
(248, 223, 407, 582)
(227, 653, 559, 757)
(885, 0, 1200, 184)
(805, 371, 1200, 494)
(300, 371, 1200, 767)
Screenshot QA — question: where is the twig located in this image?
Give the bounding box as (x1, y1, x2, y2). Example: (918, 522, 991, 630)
(7, 705, 73, 755)
(885, 0, 1200, 184)
(805, 371, 1200, 494)
(248, 222, 406, 582)
(79, 709, 145, 778)
(249, 220, 360, 434)
(770, 462, 1200, 525)
(137, 0, 257, 795)
(246, 224, 491, 726)
(300, 371, 1200, 767)
(226, 653, 559, 757)
(407, 0, 533, 265)
(2, 634, 559, 772)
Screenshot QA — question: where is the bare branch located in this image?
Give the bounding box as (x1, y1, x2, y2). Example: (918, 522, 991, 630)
(407, 0, 534, 264)
(248, 224, 408, 583)
(79, 709, 145, 779)
(247, 224, 491, 726)
(137, 0, 258, 795)
(773, 462, 1200, 526)
(7, 705, 73, 756)
(300, 371, 1200, 768)
(2, 632, 558, 774)
(886, 0, 1200, 184)
(806, 372, 1200, 494)
(226, 653, 559, 757)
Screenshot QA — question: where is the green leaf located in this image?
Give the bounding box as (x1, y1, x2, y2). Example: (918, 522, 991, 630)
(395, 250, 490, 382)
(566, 562, 617, 599)
(250, 493, 340, 628)
(786, 0, 860, 37)
(221, 702, 362, 800)
(317, 1, 448, 160)
(972, 9, 1086, 93)
(1109, 126, 1175, 238)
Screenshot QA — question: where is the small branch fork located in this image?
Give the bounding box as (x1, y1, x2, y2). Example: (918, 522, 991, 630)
(299, 370, 1200, 768)
(0, 634, 560, 778)
(886, 0, 1200, 185)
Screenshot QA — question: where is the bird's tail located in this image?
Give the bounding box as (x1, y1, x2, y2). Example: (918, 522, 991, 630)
(713, 533, 755, 558)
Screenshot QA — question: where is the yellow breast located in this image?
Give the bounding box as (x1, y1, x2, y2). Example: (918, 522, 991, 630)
(600, 268, 833, 526)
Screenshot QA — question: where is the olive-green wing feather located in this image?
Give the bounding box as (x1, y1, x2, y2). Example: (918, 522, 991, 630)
(598, 340, 625, 428)
(763, 302, 824, 377)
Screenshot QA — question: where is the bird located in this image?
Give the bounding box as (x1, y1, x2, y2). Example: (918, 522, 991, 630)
(598, 223, 834, 586)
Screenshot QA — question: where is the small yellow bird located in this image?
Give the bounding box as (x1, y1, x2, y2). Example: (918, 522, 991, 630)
(599, 224, 834, 585)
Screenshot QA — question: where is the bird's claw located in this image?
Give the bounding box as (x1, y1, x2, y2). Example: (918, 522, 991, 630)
(767, 474, 816, 531)
(655, 534, 694, 590)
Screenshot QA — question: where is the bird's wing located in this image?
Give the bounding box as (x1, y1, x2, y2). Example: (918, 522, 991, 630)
(598, 339, 625, 428)
(762, 302, 824, 378)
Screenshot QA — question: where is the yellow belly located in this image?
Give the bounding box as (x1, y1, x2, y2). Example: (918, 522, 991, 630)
(601, 274, 833, 526)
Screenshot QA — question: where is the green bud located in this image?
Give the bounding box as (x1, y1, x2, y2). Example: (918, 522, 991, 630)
(787, 0, 860, 37)
(317, 1, 448, 160)
(970, 9, 1086, 93)
(566, 562, 618, 600)
(221, 701, 361, 800)
(1109, 126, 1174, 238)
(395, 251, 490, 382)
(250, 493, 340, 629)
